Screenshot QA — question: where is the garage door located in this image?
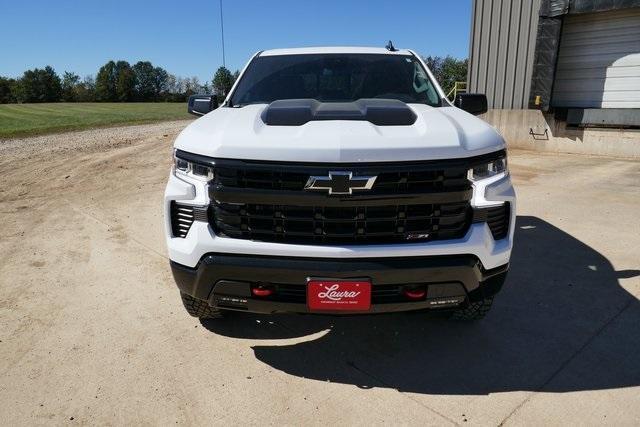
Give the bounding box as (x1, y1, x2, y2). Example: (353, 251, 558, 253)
(552, 8, 640, 108)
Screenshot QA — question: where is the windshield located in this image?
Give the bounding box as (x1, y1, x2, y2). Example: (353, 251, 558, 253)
(229, 54, 441, 107)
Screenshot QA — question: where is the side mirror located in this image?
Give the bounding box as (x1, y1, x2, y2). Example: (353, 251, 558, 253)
(454, 93, 488, 115)
(187, 95, 218, 116)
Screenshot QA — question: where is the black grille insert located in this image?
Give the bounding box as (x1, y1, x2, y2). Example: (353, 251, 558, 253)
(472, 203, 510, 240)
(205, 154, 505, 246)
(213, 202, 471, 245)
(486, 204, 510, 240)
(214, 163, 470, 195)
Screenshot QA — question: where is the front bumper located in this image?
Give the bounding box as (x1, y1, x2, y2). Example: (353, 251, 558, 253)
(164, 169, 516, 271)
(171, 254, 509, 314)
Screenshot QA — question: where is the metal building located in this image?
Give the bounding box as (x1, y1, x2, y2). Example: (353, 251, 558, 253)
(468, 0, 640, 127)
(468, 0, 541, 109)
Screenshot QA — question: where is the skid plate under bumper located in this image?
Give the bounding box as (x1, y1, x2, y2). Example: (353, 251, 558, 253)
(170, 254, 508, 314)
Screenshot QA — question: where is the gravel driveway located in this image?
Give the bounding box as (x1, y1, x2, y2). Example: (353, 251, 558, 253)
(1, 121, 639, 425)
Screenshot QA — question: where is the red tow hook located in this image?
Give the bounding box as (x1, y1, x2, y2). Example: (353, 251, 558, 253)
(251, 285, 274, 297)
(403, 287, 426, 300)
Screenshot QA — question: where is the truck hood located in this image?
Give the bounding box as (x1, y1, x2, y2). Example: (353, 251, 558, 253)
(174, 103, 504, 162)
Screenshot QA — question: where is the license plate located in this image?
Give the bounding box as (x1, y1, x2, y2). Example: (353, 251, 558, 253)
(307, 279, 371, 311)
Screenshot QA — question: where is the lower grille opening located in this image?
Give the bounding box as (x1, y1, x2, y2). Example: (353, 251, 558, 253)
(485, 203, 510, 240)
(473, 203, 510, 240)
(170, 202, 195, 238)
(237, 282, 465, 305)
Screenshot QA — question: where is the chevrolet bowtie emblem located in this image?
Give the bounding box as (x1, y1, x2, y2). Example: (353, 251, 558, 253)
(304, 171, 377, 195)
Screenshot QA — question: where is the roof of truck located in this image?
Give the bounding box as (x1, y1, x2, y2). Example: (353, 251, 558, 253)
(258, 46, 414, 56)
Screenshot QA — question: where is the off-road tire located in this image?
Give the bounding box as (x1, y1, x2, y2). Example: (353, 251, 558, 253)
(180, 292, 224, 319)
(450, 297, 494, 321)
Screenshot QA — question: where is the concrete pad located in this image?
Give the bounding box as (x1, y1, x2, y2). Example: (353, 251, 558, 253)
(503, 303, 640, 426)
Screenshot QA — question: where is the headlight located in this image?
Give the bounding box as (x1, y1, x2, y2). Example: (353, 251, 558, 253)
(468, 156, 508, 182)
(173, 151, 214, 181)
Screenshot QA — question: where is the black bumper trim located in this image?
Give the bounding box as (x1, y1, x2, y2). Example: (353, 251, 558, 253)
(170, 254, 508, 314)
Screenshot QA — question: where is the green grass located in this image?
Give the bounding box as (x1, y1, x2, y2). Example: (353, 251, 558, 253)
(0, 102, 193, 139)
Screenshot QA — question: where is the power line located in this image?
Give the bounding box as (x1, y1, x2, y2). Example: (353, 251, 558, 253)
(220, 0, 226, 68)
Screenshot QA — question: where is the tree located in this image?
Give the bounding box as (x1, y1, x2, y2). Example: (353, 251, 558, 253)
(0, 77, 17, 103)
(183, 76, 204, 97)
(133, 61, 156, 101)
(423, 56, 468, 97)
(424, 56, 443, 80)
(61, 71, 81, 102)
(175, 76, 188, 99)
(164, 73, 181, 101)
(95, 61, 117, 101)
(152, 66, 169, 99)
(41, 66, 62, 102)
(115, 61, 135, 101)
(15, 66, 62, 102)
(75, 75, 96, 102)
(96, 60, 135, 101)
(439, 57, 468, 97)
(133, 61, 169, 101)
(212, 67, 235, 98)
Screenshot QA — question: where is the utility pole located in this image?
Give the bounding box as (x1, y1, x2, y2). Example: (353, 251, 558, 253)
(220, 0, 226, 68)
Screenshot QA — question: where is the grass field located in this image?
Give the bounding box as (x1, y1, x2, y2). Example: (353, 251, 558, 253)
(0, 102, 193, 139)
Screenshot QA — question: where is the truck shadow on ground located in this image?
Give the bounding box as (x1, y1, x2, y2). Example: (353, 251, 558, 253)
(202, 216, 640, 395)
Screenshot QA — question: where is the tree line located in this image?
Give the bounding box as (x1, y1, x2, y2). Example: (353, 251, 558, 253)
(0, 56, 466, 104)
(0, 62, 239, 104)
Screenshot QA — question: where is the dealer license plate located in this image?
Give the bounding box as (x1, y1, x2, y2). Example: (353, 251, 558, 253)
(307, 279, 371, 312)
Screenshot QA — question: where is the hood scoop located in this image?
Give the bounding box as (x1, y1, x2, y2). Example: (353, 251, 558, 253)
(261, 98, 417, 126)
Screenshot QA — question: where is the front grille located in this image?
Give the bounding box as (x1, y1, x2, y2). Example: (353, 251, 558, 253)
(213, 202, 471, 245)
(215, 163, 470, 194)
(207, 154, 503, 246)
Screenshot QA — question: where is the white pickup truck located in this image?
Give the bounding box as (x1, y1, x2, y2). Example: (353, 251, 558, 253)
(164, 46, 515, 321)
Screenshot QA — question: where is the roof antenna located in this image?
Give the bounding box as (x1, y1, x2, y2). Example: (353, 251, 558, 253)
(385, 40, 397, 52)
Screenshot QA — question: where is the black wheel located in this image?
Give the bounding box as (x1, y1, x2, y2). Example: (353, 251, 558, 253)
(450, 297, 494, 321)
(180, 292, 225, 319)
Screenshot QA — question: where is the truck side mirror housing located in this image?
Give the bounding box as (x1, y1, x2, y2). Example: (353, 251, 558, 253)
(188, 95, 219, 116)
(454, 94, 488, 115)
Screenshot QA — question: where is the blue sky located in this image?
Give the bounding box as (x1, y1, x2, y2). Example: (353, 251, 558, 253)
(0, 0, 471, 82)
